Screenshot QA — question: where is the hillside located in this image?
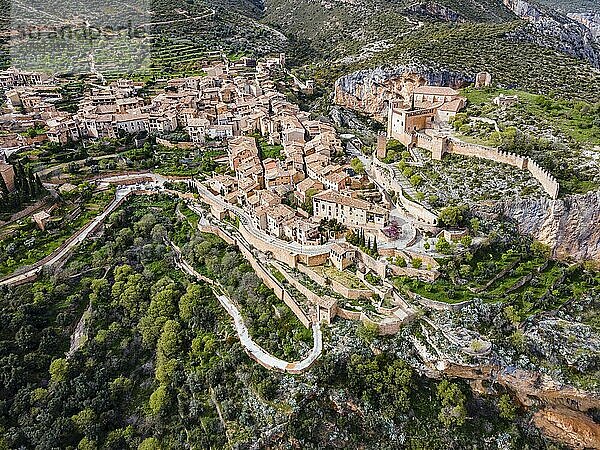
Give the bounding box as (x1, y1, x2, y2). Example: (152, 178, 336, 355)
(1, 0, 599, 98)
(536, 0, 599, 13)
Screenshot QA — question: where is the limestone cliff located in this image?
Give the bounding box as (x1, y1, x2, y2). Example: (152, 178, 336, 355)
(569, 12, 600, 39)
(498, 190, 600, 262)
(404, 2, 465, 23)
(334, 66, 471, 121)
(503, 0, 600, 68)
(533, 408, 600, 450)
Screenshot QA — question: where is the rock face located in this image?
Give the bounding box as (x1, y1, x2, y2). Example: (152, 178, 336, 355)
(334, 66, 471, 121)
(533, 408, 600, 449)
(569, 12, 600, 39)
(498, 190, 600, 262)
(503, 0, 600, 68)
(405, 2, 464, 23)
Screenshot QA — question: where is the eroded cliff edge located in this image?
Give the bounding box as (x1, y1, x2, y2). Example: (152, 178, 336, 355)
(334, 66, 471, 120)
(496, 191, 600, 262)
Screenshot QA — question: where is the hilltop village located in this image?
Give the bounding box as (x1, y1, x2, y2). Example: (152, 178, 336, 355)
(0, 55, 561, 333)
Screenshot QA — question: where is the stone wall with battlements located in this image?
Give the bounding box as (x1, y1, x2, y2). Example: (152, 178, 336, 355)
(371, 157, 439, 226)
(396, 130, 560, 199)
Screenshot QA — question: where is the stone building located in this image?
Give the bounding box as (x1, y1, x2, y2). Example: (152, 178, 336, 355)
(0, 162, 15, 192)
(312, 190, 389, 228)
(475, 72, 492, 88)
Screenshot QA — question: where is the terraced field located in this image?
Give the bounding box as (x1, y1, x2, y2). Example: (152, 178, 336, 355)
(0, 0, 284, 79)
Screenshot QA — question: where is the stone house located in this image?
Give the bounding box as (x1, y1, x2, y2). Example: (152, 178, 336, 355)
(295, 178, 323, 205)
(283, 217, 320, 245)
(265, 204, 296, 238)
(0, 162, 15, 191)
(313, 190, 389, 228)
(329, 243, 356, 270)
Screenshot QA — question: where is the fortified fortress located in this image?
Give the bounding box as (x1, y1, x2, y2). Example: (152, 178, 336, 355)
(386, 85, 560, 199)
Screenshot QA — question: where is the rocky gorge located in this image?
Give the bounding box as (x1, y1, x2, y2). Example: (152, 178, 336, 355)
(503, 0, 600, 68)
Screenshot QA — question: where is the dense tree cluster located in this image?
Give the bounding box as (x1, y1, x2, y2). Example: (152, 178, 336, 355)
(0, 194, 558, 448)
(0, 160, 45, 215)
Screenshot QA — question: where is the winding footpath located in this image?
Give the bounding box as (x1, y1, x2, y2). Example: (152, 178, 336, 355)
(1, 180, 323, 373)
(171, 243, 323, 374)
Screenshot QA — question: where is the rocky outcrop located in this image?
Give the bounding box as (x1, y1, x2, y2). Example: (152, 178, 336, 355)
(404, 2, 464, 23)
(497, 191, 600, 262)
(503, 0, 600, 68)
(533, 408, 600, 449)
(334, 66, 471, 121)
(569, 12, 600, 39)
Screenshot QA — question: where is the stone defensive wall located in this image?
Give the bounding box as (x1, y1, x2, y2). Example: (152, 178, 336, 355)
(296, 264, 373, 300)
(408, 131, 560, 199)
(371, 157, 439, 226)
(446, 139, 560, 199)
(198, 223, 312, 328)
(447, 139, 528, 170)
(527, 158, 560, 200)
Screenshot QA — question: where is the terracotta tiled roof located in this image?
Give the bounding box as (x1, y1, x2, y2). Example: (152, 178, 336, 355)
(313, 190, 388, 215)
(413, 85, 459, 96)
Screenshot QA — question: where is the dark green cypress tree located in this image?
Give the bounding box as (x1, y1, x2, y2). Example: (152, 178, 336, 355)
(0, 171, 9, 198)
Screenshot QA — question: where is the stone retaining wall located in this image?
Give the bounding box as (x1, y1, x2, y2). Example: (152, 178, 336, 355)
(371, 157, 439, 226)
(297, 264, 373, 299)
(405, 289, 472, 311)
(270, 262, 337, 324)
(198, 224, 312, 328)
(336, 307, 404, 335)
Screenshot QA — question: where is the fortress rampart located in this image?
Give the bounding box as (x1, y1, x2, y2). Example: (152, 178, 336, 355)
(394, 130, 561, 199)
(371, 157, 439, 226)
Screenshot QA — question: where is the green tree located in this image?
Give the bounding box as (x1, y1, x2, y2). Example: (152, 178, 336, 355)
(436, 379, 467, 427)
(351, 157, 365, 174)
(149, 385, 170, 415)
(460, 235, 473, 247)
(138, 437, 162, 450)
(498, 394, 518, 420)
(410, 174, 423, 187)
(531, 240, 551, 259)
(356, 321, 379, 343)
(439, 206, 466, 228)
(139, 278, 179, 346)
(156, 320, 181, 362)
(49, 358, 68, 383)
(78, 437, 98, 450)
(469, 217, 480, 233)
(179, 283, 202, 323)
(71, 408, 96, 434)
(435, 236, 453, 254)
